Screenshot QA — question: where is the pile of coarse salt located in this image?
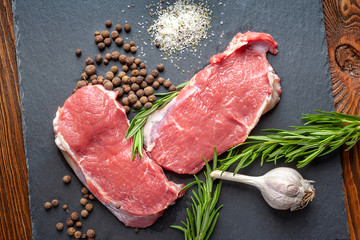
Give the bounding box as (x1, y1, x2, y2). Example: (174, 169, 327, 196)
(149, 0, 211, 53)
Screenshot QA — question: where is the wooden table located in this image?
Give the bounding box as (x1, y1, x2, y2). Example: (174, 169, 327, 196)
(0, 0, 358, 239)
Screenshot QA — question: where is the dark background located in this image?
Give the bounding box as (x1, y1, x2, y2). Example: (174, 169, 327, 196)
(13, 0, 348, 239)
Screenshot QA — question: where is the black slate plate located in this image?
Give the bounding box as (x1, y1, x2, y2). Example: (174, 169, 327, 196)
(13, 0, 349, 239)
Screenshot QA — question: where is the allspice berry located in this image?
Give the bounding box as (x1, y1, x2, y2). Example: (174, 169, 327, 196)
(118, 71, 126, 79)
(135, 58, 141, 65)
(71, 212, 80, 221)
(133, 101, 142, 110)
(158, 77, 165, 85)
(157, 63, 165, 72)
(75, 49, 82, 56)
(155, 42, 160, 48)
(63, 175, 71, 184)
(51, 199, 59, 207)
(105, 20, 112, 28)
(114, 87, 124, 97)
(131, 70, 139, 77)
(56, 222, 64, 231)
(130, 77, 137, 84)
(104, 81, 114, 90)
(123, 84, 131, 93)
(80, 198, 88, 206)
(169, 85, 176, 91)
(122, 75, 130, 84)
(104, 38, 112, 47)
(123, 43, 131, 52)
(94, 35, 103, 43)
(145, 75, 154, 84)
(124, 24, 131, 33)
(85, 203, 94, 212)
(136, 76, 144, 84)
(67, 227, 76, 236)
(111, 30, 119, 39)
(148, 95, 156, 102)
(87, 229, 96, 238)
(105, 71, 114, 80)
(140, 81, 148, 89)
(63, 204, 68, 211)
(77, 80, 87, 89)
(122, 97, 129, 106)
(112, 51, 120, 61)
(124, 105, 130, 113)
(112, 77, 121, 87)
(89, 74, 97, 80)
(94, 31, 100, 36)
(152, 69, 159, 78)
(85, 65, 96, 76)
(80, 72, 88, 80)
(139, 62, 146, 69)
(164, 80, 172, 88)
(81, 209, 89, 218)
(119, 54, 127, 64)
(115, 24, 122, 32)
(128, 94, 138, 104)
(144, 86, 154, 96)
(103, 59, 109, 65)
(125, 57, 134, 66)
(153, 81, 160, 89)
(140, 96, 148, 105)
(111, 66, 118, 74)
(115, 37, 124, 47)
(140, 69, 147, 77)
(101, 30, 110, 38)
(44, 202, 52, 210)
(95, 54, 102, 64)
(129, 41, 135, 46)
(66, 218, 74, 227)
(130, 63, 137, 70)
(85, 57, 94, 65)
(97, 42, 105, 51)
(144, 102, 152, 110)
(136, 89, 145, 98)
(74, 231, 82, 239)
(105, 53, 112, 60)
(75, 221, 82, 228)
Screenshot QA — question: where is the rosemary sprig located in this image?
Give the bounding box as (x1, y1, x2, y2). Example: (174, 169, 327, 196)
(219, 110, 360, 174)
(171, 148, 223, 240)
(126, 81, 189, 159)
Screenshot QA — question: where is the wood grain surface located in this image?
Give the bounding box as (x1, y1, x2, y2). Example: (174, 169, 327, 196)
(323, 0, 360, 239)
(0, 0, 358, 239)
(0, 0, 32, 239)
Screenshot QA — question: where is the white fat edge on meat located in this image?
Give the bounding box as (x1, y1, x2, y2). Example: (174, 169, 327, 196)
(143, 77, 198, 152)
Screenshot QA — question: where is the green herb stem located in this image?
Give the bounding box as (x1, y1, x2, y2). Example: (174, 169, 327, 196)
(126, 81, 189, 159)
(171, 148, 223, 240)
(219, 110, 360, 174)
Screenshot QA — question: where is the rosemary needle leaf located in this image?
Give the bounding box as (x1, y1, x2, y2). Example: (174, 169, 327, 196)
(219, 110, 360, 174)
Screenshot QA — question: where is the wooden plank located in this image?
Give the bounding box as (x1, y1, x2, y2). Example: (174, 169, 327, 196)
(0, 0, 32, 239)
(322, 0, 360, 239)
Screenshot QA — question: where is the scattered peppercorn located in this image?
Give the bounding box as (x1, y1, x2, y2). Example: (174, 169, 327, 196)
(129, 41, 135, 46)
(139, 62, 146, 69)
(118, 71, 126, 79)
(144, 86, 154, 96)
(82, 233, 87, 239)
(115, 37, 124, 47)
(80, 198, 88, 206)
(105, 71, 114, 80)
(103, 59, 109, 65)
(124, 105, 130, 113)
(94, 35, 103, 43)
(123, 84, 131, 93)
(140, 81, 148, 89)
(158, 77, 165, 85)
(164, 79, 171, 88)
(51, 199, 59, 207)
(74, 230, 82, 239)
(145, 75, 154, 84)
(104, 38, 112, 47)
(97, 76, 104, 84)
(140, 96, 148, 105)
(111, 51, 120, 61)
(123, 43, 131, 52)
(131, 69, 139, 77)
(91, 79, 98, 85)
(115, 24, 122, 32)
(71, 212, 80, 221)
(67, 227, 76, 236)
(111, 31, 119, 39)
(124, 24, 131, 33)
(56, 222, 64, 231)
(157, 63, 165, 72)
(128, 94, 138, 104)
(85, 57, 94, 65)
(115, 204, 121, 209)
(95, 54, 102, 64)
(169, 85, 176, 91)
(155, 42, 160, 48)
(105, 20, 112, 28)
(63, 204, 68, 211)
(104, 81, 113, 90)
(136, 89, 145, 98)
(44, 202, 52, 210)
(122, 97, 130, 106)
(105, 53, 112, 60)
(133, 101, 142, 110)
(153, 81, 160, 89)
(140, 69, 147, 77)
(111, 66, 118, 74)
(136, 76, 144, 84)
(76, 221, 82, 228)
(144, 102, 152, 109)
(63, 175, 71, 184)
(125, 57, 134, 66)
(85, 203, 94, 212)
(114, 87, 124, 97)
(148, 95, 156, 102)
(97, 42, 105, 51)
(72, 89, 77, 94)
(66, 218, 74, 227)
(152, 69, 159, 78)
(122, 75, 130, 84)
(87, 229, 96, 238)
(129, 90, 135, 95)
(77, 80, 87, 89)
(101, 30, 110, 38)
(112, 77, 121, 87)
(130, 77, 137, 84)
(130, 63, 137, 70)
(80, 72, 88, 80)
(130, 46, 137, 53)
(89, 74, 97, 80)
(81, 209, 89, 218)
(75, 49, 82, 56)
(135, 228, 139, 233)
(119, 55, 127, 64)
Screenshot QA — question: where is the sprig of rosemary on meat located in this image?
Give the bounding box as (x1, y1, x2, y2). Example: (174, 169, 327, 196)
(219, 110, 360, 174)
(171, 148, 223, 240)
(126, 81, 189, 159)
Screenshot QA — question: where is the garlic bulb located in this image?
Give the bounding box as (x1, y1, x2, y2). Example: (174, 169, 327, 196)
(210, 167, 315, 211)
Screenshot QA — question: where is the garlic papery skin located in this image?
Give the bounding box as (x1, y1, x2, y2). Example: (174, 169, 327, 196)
(210, 167, 315, 211)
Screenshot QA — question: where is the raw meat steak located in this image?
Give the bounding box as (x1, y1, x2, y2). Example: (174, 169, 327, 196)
(143, 32, 281, 174)
(53, 85, 184, 228)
